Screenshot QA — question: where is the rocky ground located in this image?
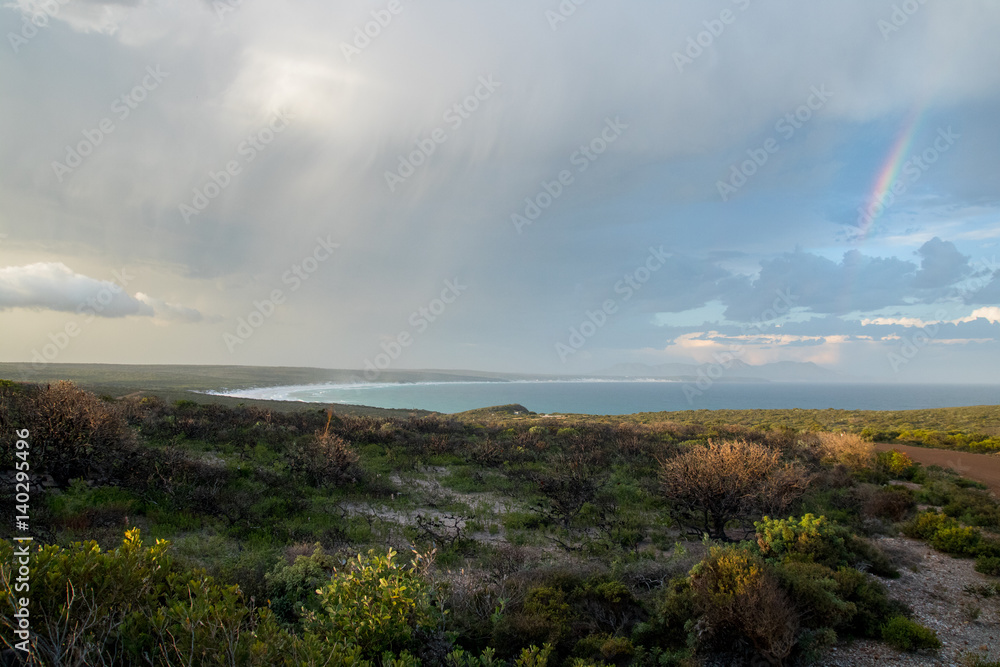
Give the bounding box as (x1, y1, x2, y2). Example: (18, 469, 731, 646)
(823, 536, 1000, 666)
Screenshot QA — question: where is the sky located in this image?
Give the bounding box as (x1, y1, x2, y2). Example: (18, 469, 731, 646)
(1, 0, 1000, 383)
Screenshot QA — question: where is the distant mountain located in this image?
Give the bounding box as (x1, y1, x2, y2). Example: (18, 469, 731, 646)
(596, 360, 848, 383)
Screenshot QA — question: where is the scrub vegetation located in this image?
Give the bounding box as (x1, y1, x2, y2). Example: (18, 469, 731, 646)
(3, 380, 999, 665)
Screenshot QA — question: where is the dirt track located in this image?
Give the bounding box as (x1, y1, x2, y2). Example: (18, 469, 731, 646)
(875, 442, 1000, 495)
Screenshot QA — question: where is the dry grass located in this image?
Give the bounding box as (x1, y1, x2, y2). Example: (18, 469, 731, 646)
(815, 432, 875, 472)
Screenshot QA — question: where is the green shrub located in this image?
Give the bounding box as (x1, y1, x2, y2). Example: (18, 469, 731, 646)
(573, 633, 634, 666)
(974, 555, 1000, 577)
(902, 511, 957, 540)
(0, 530, 308, 666)
(263, 544, 339, 624)
(917, 481, 955, 506)
(860, 427, 899, 443)
(795, 627, 838, 663)
(633, 577, 696, 650)
(756, 514, 845, 562)
(876, 450, 917, 479)
(930, 526, 982, 557)
(880, 615, 941, 651)
(303, 548, 439, 658)
(830, 567, 905, 639)
(571, 578, 644, 635)
(755, 514, 897, 577)
(943, 489, 1000, 528)
(503, 511, 550, 531)
(977, 537, 1000, 559)
(775, 560, 856, 630)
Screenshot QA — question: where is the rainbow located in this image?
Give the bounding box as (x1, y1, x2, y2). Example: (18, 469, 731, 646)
(855, 109, 923, 241)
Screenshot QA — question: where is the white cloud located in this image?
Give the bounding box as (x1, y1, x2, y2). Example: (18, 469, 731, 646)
(861, 316, 939, 328)
(0, 262, 203, 322)
(135, 292, 204, 324)
(957, 307, 1000, 325)
(862, 307, 1000, 328)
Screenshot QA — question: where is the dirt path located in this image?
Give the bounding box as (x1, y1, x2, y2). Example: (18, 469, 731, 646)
(875, 443, 1000, 495)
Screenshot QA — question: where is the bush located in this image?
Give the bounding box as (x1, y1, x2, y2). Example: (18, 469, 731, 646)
(287, 429, 360, 489)
(0, 530, 305, 666)
(659, 440, 809, 540)
(633, 578, 696, 650)
(755, 514, 898, 577)
(817, 433, 875, 472)
(493, 585, 575, 658)
(573, 633, 634, 666)
(831, 567, 905, 639)
(880, 615, 941, 651)
(975, 555, 1000, 577)
(1, 381, 137, 486)
(943, 488, 1000, 528)
(917, 480, 954, 506)
(862, 486, 916, 522)
(775, 560, 856, 631)
(303, 548, 439, 658)
(930, 526, 982, 557)
(902, 511, 956, 540)
(265, 544, 339, 624)
(876, 450, 917, 479)
(688, 546, 798, 665)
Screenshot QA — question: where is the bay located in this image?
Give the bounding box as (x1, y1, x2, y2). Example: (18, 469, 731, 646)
(208, 380, 1000, 415)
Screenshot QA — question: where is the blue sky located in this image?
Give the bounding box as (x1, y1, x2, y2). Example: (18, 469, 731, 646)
(1, 0, 999, 382)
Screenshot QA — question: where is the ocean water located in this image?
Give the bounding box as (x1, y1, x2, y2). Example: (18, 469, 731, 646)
(207, 380, 1000, 415)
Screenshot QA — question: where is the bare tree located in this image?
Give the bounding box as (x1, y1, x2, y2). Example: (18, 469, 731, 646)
(658, 439, 809, 541)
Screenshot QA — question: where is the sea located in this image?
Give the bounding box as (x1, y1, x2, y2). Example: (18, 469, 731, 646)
(205, 380, 1000, 416)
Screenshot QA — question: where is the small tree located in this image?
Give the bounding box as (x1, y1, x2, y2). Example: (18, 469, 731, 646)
(658, 440, 808, 541)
